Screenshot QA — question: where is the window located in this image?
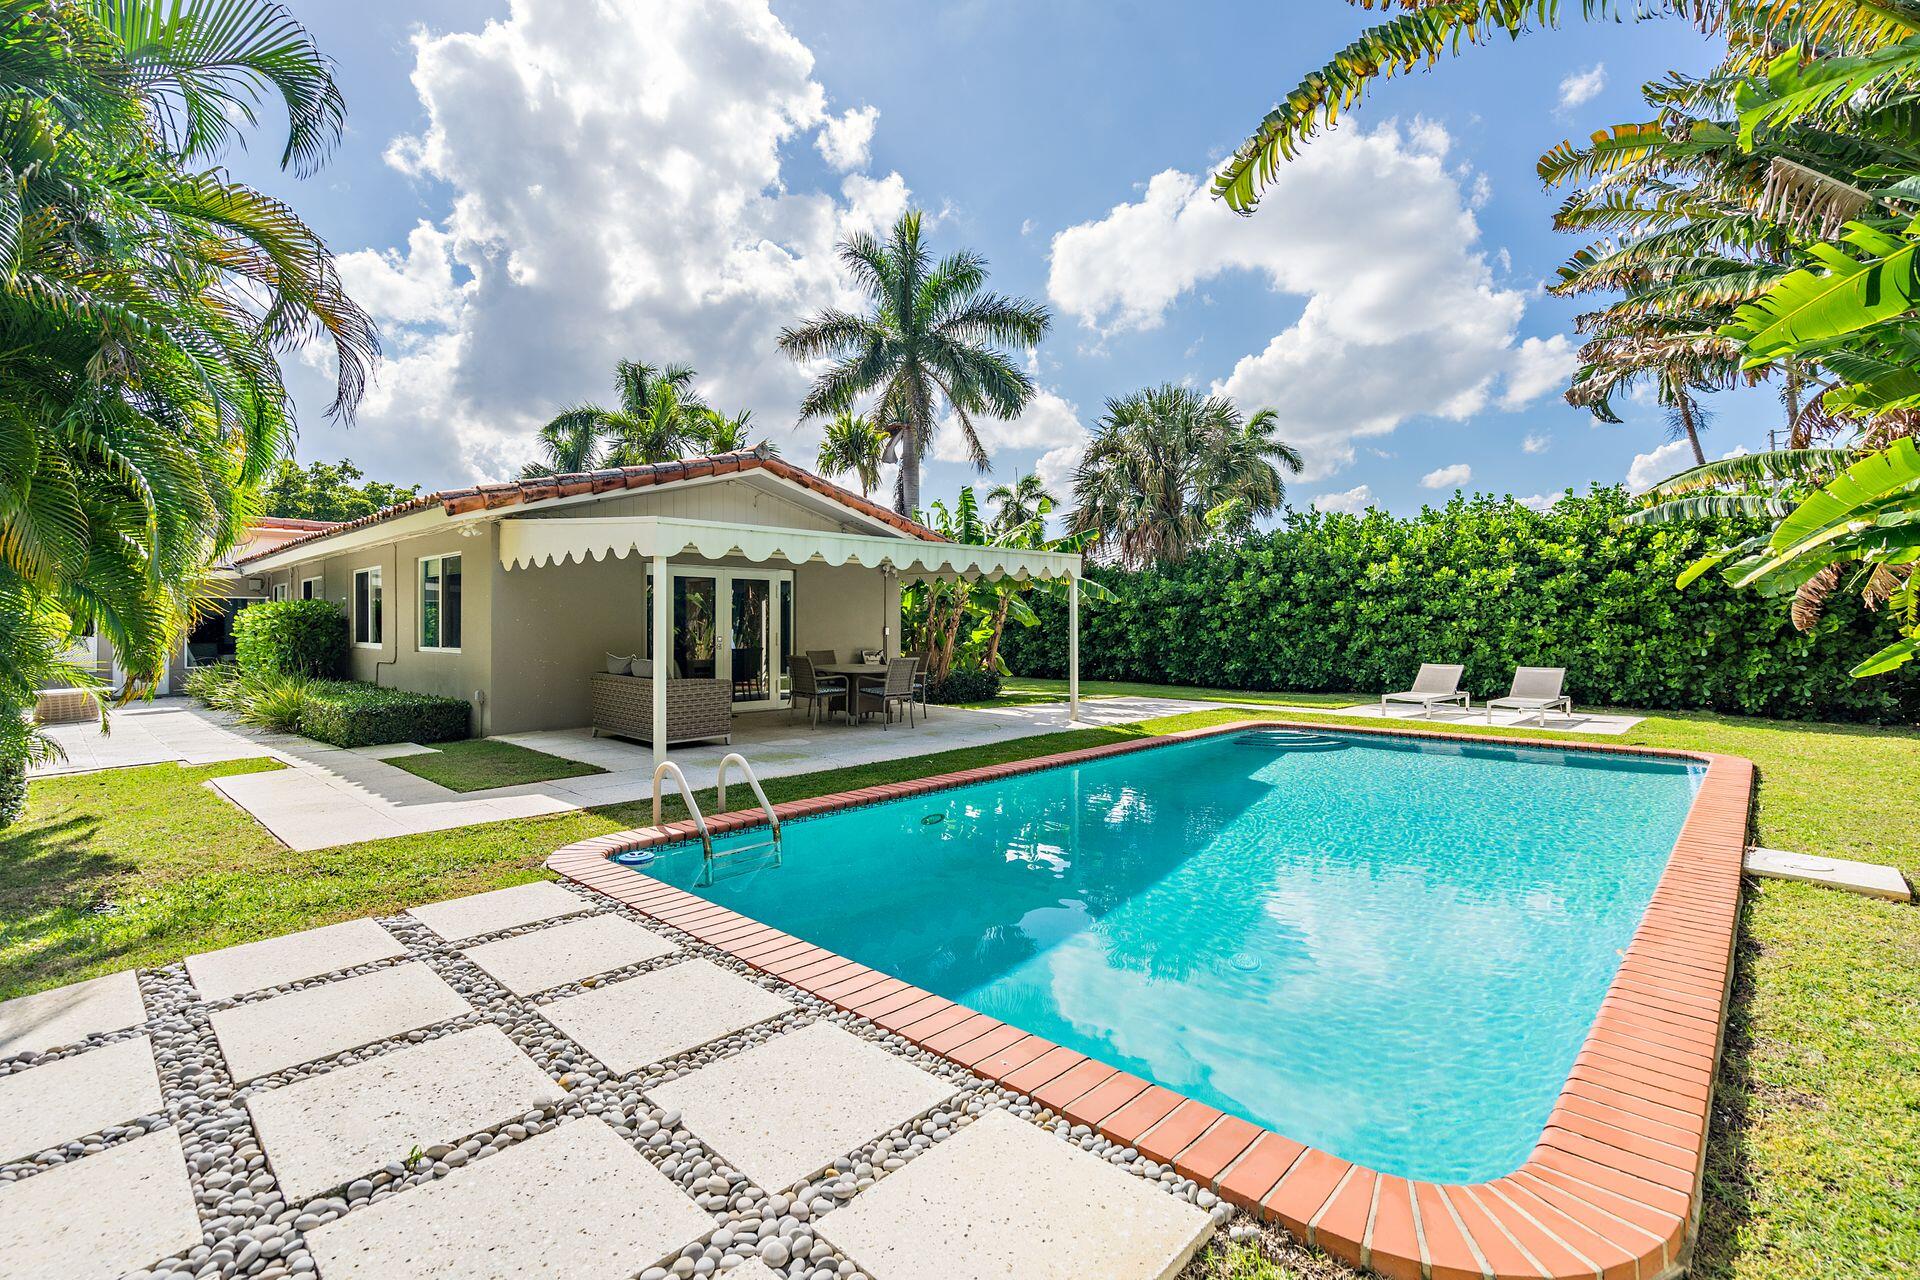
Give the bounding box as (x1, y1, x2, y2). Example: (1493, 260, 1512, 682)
(419, 554, 462, 651)
(300, 576, 323, 601)
(271, 582, 289, 602)
(353, 567, 383, 647)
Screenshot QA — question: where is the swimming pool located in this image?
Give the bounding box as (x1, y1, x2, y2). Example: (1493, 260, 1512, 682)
(616, 727, 1705, 1183)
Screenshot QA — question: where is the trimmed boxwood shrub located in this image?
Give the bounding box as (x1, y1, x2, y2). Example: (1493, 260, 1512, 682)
(926, 667, 1003, 704)
(1000, 486, 1920, 724)
(233, 599, 348, 678)
(299, 680, 471, 748)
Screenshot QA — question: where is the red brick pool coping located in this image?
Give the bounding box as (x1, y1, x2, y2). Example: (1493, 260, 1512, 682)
(548, 719, 1753, 1280)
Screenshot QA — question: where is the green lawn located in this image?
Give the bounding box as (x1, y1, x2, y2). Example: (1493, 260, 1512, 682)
(3, 697, 1915, 1280)
(1002, 676, 1362, 709)
(386, 739, 606, 792)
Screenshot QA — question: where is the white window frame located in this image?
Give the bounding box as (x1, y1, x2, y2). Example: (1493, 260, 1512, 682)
(300, 575, 323, 601)
(417, 553, 463, 653)
(271, 582, 290, 602)
(352, 566, 383, 650)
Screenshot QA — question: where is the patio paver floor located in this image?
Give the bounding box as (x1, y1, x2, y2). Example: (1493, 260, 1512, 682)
(245, 1025, 564, 1203)
(301, 1117, 711, 1280)
(0, 1034, 163, 1164)
(462, 912, 674, 996)
(0, 1129, 200, 1280)
(0, 878, 1223, 1280)
(539, 957, 793, 1075)
(407, 881, 593, 941)
(186, 917, 409, 1001)
(208, 961, 471, 1082)
(819, 1109, 1213, 1280)
(649, 1019, 960, 1193)
(0, 969, 146, 1057)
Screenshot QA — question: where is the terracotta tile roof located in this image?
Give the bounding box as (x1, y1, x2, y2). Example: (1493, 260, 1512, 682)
(235, 447, 943, 565)
(252, 516, 343, 531)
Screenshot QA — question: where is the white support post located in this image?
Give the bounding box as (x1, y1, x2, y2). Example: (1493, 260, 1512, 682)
(651, 554, 670, 772)
(1068, 573, 1080, 723)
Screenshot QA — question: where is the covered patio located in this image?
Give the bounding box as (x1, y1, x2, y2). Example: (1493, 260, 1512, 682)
(496, 513, 1086, 769)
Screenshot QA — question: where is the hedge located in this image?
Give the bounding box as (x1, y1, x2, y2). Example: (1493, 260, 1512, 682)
(1000, 486, 1920, 724)
(234, 598, 348, 678)
(299, 681, 472, 748)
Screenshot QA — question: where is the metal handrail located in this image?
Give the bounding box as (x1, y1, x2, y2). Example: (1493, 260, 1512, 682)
(716, 752, 781, 845)
(651, 760, 712, 859)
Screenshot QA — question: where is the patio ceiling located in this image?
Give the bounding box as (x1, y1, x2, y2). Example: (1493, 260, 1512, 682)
(496, 515, 1081, 581)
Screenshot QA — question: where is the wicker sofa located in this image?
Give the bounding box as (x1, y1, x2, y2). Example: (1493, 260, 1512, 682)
(588, 673, 731, 746)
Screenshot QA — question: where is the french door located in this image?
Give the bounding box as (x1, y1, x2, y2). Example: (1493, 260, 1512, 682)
(650, 566, 791, 711)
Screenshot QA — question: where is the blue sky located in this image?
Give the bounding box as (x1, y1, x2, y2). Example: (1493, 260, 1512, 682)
(232, 1, 1763, 515)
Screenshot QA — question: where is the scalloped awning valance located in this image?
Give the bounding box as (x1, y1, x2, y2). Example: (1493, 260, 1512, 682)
(496, 515, 1080, 581)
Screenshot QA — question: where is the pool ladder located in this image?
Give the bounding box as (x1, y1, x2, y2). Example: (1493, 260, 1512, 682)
(651, 754, 782, 885)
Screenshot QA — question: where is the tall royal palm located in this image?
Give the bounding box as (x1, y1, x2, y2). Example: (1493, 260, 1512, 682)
(779, 211, 1052, 515)
(1070, 385, 1302, 567)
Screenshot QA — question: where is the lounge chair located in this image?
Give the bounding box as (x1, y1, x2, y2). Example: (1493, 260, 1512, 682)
(1486, 666, 1572, 726)
(1380, 664, 1468, 719)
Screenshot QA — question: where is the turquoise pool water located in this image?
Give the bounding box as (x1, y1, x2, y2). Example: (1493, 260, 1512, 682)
(623, 728, 1704, 1182)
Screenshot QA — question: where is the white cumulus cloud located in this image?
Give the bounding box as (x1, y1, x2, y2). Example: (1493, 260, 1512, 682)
(816, 104, 879, 171)
(1501, 334, 1576, 410)
(1421, 463, 1473, 490)
(1516, 492, 1557, 513)
(1626, 439, 1697, 493)
(1522, 432, 1551, 454)
(1312, 485, 1373, 514)
(288, 0, 912, 485)
(1558, 64, 1607, 111)
(1048, 123, 1550, 480)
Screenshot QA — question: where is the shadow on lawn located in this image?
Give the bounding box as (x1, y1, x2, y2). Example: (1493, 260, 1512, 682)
(1688, 887, 1763, 1280)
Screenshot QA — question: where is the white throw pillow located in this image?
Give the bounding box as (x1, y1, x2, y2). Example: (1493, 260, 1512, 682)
(630, 658, 653, 678)
(604, 652, 633, 675)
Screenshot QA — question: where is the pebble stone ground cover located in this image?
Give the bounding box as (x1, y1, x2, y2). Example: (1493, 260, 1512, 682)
(0, 879, 1222, 1280)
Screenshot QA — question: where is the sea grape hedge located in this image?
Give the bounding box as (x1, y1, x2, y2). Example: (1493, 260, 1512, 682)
(233, 598, 348, 679)
(1001, 487, 1920, 723)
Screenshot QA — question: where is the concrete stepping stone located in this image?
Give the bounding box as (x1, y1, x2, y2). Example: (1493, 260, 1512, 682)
(0, 1128, 201, 1280)
(462, 914, 674, 996)
(1745, 846, 1912, 901)
(209, 962, 470, 1082)
(248, 1025, 565, 1202)
(407, 882, 591, 942)
(818, 1110, 1214, 1280)
(0, 1035, 163, 1164)
(302, 1116, 711, 1280)
(649, 1020, 956, 1192)
(186, 918, 409, 1000)
(0, 971, 145, 1058)
(540, 959, 794, 1075)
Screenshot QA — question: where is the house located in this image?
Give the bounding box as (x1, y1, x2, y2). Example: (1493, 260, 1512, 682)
(229, 447, 1085, 759)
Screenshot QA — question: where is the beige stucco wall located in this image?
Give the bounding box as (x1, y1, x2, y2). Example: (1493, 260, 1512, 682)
(490, 553, 651, 734)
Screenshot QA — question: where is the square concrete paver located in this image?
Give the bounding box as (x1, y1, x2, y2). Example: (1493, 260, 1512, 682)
(463, 914, 674, 996)
(0, 1035, 163, 1164)
(186, 918, 409, 1001)
(302, 1117, 711, 1280)
(0, 971, 146, 1058)
(819, 1110, 1214, 1280)
(248, 1025, 565, 1202)
(209, 962, 470, 1082)
(0, 1128, 201, 1280)
(649, 1021, 957, 1192)
(408, 882, 592, 942)
(539, 959, 794, 1075)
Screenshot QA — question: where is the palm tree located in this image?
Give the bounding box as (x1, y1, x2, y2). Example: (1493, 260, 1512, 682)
(986, 472, 1057, 533)
(0, 0, 374, 708)
(527, 360, 706, 473)
(815, 411, 889, 497)
(695, 408, 774, 455)
(779, 211, 1053, 515)
(1069, 385, 1302, 567)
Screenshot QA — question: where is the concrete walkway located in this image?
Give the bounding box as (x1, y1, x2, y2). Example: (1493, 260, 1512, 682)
(0, 881, 1220, 1280)
(32, 697, 1214, 851)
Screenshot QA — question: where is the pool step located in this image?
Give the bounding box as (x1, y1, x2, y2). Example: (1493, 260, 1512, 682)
(1235, 730, 1350, 753)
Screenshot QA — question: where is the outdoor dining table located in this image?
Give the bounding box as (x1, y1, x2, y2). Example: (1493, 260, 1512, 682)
(815, 663, 893, 725)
